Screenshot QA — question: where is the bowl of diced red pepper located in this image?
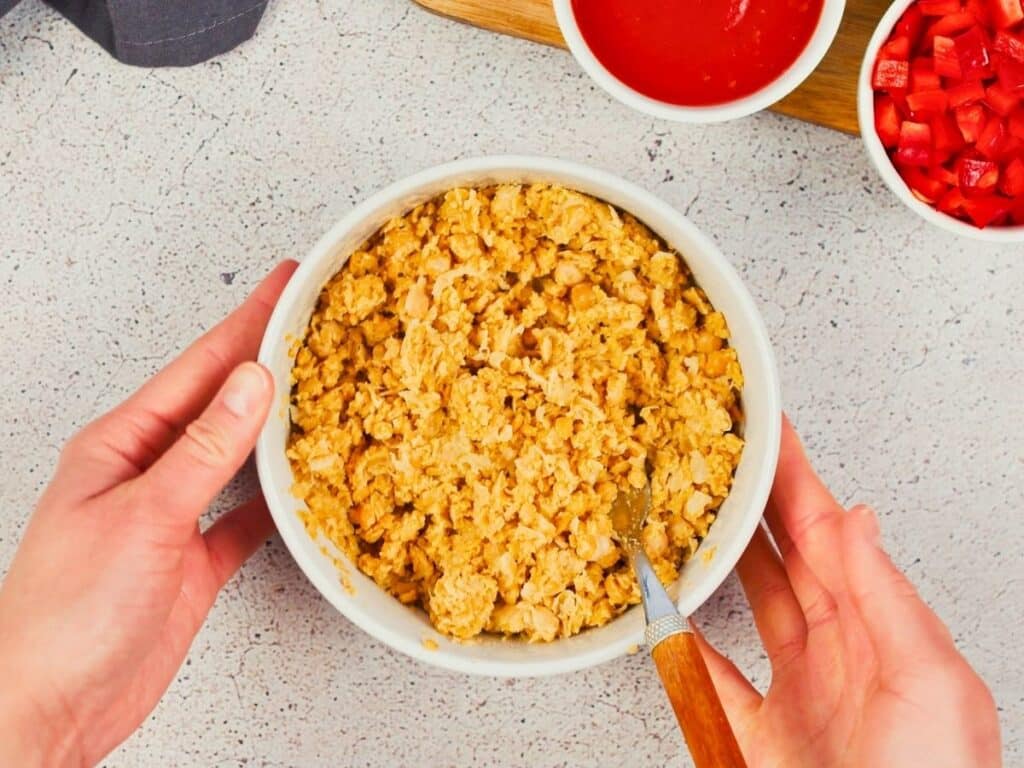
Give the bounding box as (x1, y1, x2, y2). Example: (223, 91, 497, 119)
(858, 0, 1024, 239)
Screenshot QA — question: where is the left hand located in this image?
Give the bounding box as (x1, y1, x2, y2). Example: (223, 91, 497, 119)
(0, 261, 297, 767)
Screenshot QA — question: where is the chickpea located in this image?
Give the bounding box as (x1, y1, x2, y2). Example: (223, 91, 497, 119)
(547, 298, 569, 325)
(696, 329, 723, 352)
(570, 282, 596, 310)
(704, 349, 732, 377)
(554, 260, 585, 286)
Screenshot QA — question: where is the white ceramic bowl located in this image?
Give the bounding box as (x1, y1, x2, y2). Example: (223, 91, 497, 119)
(858, 0, 1024, 242)
(552, 0, 846, 123)
(256, 156, 782, 677)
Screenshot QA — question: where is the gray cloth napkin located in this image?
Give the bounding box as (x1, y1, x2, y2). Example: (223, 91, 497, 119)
(3, 0, 270, 66)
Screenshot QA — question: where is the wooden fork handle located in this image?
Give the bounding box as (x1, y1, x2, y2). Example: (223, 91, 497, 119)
(650, 628, 747, 768)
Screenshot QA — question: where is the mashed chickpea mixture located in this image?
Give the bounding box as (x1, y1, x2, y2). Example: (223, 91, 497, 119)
(287, 184, 744, 642)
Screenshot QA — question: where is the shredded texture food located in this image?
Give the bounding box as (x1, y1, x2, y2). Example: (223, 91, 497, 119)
(287, 184, 744, 642)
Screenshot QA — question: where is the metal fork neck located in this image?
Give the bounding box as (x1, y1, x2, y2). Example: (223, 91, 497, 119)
(633, 549, 680, 624)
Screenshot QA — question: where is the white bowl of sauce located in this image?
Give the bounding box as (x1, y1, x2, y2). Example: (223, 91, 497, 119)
(554, 0, 846, 122)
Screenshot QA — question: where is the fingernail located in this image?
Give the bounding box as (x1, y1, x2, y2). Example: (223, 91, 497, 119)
(222, 363, 270, 418)
(853, 505, 882, 547)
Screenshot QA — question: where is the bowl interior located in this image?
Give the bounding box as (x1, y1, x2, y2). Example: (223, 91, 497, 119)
(551, 0, 846, 123)
(256, 157, 781, 676)
(857, 0, 1024, 242)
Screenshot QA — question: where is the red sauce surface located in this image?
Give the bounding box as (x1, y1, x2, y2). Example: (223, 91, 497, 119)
(572, 0, 825, 106)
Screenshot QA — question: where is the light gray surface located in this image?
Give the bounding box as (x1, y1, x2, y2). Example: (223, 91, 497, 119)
(0, 1, 1021, 765)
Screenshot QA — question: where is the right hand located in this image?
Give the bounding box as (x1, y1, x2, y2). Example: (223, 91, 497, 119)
(698, 417, 1002, 768)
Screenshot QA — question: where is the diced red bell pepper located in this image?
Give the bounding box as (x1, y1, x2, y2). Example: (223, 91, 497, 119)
(926, 10, 980, 40)
(911, 64, 943, 91)
(938, 186, 967, 212)
(933, 35, 964, 76)
(896, 4, 927, 46)
(955, 27, 994, 79)
(931, 111, 967, 150)
(1007, 196, 1024, 223)
(955, 103, 988, 140)
(908, 88, 951, 113)
(999, 134, 1024, 159)
(997, 59, 1024, 92)
(1009, 107, 1024, 138)
(976, 116, 1007, 156)
(967, 0, 992, 23)
(897, 120, 935, 165)
(911, 55, 933, 71)
(902, 166, 951, 201)
(871, 2, 1024, 230)
(986, 83, 1021, 114)
(880, 35, 913, 60)
(933, 165, 961, 185)
(920, 0, 963, 14)
(962, 195, 1010, 224)
(987, 0, 1024, 28)
(902, 119, 935, 146)
(891, 88, 911, 115)
(947, 79, 987, 105)
(959, 156, 1001, 192)
(875, 95, 903, 147)
(1002, 157, 1024, 195)
(873, 58, 911, 90)
(993, 30, 1024, 63)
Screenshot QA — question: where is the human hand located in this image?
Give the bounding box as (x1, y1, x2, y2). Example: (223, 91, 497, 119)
(0, 261, 297, 767)
(697, 416, 1002, 768)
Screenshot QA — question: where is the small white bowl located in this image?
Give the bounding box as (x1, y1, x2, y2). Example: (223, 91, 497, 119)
(858, 0, 1024, 242)
(552, 0, 846, 123)
(256, 156, 782, 677)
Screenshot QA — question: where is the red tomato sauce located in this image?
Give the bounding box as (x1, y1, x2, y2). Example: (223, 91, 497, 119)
(571, 0, 824, 106)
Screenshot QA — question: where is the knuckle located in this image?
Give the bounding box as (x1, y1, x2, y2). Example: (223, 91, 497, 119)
(755, 577, 794, 604)
(59, 430, 87, 463)
(884, 569, 921, 601)
(767, 635, 806, 669)
(200, 342, 235, 382)
(966, 677, 998, 713)
(802, 591, 839, 632)
(182, 418, 234, 469)
(787, 508, 830, 547)
(59, 420, 101, 464)
(774, 532, 796, 558)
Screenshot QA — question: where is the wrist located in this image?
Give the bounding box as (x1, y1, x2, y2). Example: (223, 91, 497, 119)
(0, 651, 83, 767)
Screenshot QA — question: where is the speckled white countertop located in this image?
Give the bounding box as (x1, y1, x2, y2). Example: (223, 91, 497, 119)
(0, 1, 1021, 765)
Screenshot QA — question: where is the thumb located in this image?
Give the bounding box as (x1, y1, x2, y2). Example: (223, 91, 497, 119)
(842, 505, 957, 674)
(131, 362, 274, 525)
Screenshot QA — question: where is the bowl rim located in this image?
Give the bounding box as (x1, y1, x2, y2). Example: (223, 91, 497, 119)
(255, 155, 782, 677)
(551, 0, 847, 123)
(857, 0, 1024, 242)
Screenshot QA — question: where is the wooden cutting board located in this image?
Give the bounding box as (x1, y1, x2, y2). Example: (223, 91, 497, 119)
(412, 0, 892, 134)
